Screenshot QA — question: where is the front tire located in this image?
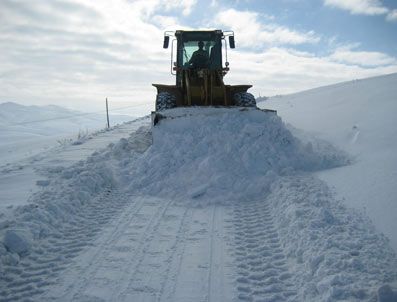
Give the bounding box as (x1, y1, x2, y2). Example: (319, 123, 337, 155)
(234, 92, 256, 107)
(156, 92, 177, 111)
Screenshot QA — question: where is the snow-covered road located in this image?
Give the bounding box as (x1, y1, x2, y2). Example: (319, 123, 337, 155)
(3, 182, 395, 301)
(0, 116, 149, 212)
(42, 196, 235, 302)
(1, 107, 396, 301)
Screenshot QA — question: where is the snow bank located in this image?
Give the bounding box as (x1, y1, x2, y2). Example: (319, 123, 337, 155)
(125, 108, 349, 205)
(262, 73, 397, 251)
(0, 126, 152, 268)
(0, 159, 116, 259)
(267, 175, 397, 301)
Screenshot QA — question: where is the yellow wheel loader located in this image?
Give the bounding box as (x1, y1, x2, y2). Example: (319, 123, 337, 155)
(152, 29, 275, 125)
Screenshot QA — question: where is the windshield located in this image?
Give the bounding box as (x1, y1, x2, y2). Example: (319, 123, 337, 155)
(183, 41, 213, 65)
(181, 40, 222, 69)
(176, 32, 223, 69)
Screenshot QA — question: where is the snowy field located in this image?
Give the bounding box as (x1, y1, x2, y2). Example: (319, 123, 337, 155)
(0, 102, 133, 166)
(0, 75, 397, 301)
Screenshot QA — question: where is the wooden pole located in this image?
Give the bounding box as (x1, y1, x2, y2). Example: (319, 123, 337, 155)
(106, 97, 110, 128)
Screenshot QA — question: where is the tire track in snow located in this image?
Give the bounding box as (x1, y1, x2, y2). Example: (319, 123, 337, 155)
(46, 196, 174, 301)
(169, 206, 217, 301)
(46, 201, 235, 302)
(44, 193, 149, 301)
(0, 188, 129, 302)
(207, 205, 216, 302)
(157, 207, 192, 302)
(160, 205, 193, 302)
(165, 205, 236, 302)
(206, 205, 237, 302)
(113, 198, 175, 301)
(4, 195, 236, 302)
(232, 200, 297, 302)
(118, 203, 192, 301)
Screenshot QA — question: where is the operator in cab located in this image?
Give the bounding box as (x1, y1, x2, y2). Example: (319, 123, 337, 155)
(188, 41, 209, 69)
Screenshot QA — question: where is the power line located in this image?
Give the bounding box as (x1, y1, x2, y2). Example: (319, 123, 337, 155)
(2, 101, 152, 127)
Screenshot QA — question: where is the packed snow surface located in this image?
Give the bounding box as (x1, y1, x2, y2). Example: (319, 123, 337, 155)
(0, 105, 396, 301)
(262, 72, 397, 251)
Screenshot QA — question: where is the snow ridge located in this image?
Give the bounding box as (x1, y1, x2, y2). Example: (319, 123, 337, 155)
(233, 200, 297, 301)
(125, 107, 349, 205)
(268, 175, 397, 301)
(228, 175, 397, 301)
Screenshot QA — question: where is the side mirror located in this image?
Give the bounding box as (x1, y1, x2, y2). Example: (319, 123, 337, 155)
(163, 36, 170, 49)
(229, 36, 235, 49)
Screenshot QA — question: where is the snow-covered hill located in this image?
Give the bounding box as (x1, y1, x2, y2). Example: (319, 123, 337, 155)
(0, 102, 133, 165)
(0, 103, 396, 301)
(261, 72, 397, 252)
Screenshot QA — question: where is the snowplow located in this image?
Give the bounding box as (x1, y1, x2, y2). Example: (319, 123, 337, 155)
(151, 29, 275, 125)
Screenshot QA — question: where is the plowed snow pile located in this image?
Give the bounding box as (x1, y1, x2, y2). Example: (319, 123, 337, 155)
(125, 108, 348, 205)
(267, 176, 397, 301)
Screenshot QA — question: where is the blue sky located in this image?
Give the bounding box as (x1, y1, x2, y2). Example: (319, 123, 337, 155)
(0, 0, 396, 114)
(207, 0, 397, 55)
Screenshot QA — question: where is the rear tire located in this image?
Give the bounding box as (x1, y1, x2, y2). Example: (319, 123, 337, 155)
(156, 92, 177, 111)
(234, 92, 256, 107)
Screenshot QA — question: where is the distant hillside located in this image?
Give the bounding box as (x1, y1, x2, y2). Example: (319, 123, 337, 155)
(0, 101, 136, 166)
(255, 96, 268, 102)
(0, 102, 133, 137)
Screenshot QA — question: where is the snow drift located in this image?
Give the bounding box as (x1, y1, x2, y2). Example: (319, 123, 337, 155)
(0, 126, 151, 266)
(124, 107, 349, 205)
(267, 176, 397, 301)
(262, 73, 397, 251)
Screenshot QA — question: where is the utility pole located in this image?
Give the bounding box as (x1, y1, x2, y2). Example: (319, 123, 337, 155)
(106, 97, 110, 129)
